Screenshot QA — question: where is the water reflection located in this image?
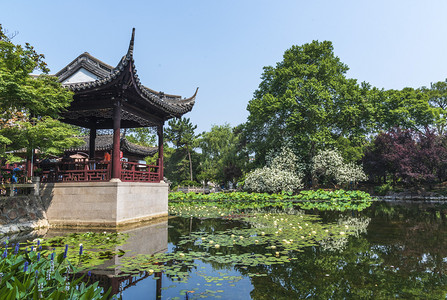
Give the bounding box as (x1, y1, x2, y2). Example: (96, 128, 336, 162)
(45, 219, 168, 298)
(241, 202, 447, 299)
(163, 203, 447, 299)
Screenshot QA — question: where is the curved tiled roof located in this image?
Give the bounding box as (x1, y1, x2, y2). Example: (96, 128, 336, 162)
(68, 135, 157, 157)
(57, 28, 197, 118)
(55, 52, 113, 82)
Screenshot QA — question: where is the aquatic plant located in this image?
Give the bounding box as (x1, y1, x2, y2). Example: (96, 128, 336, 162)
(115, 211, 362, 290)
(169, 189, 373, 217)
(0, 239, 113, 299)
(42, 231, 129, 269)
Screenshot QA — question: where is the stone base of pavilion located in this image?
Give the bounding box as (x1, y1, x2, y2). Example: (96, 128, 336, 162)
(40, 181, 168, 228)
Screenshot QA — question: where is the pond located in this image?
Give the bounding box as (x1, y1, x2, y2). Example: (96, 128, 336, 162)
(6, 201, 447, 299)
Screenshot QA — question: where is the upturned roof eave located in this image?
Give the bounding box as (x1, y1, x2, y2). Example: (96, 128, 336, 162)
(58, 28, 197, 118)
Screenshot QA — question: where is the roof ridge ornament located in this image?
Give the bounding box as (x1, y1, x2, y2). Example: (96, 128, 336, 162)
(127, 28, 135, 58)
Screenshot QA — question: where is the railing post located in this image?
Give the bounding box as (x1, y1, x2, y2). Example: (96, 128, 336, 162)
(131, 162, 134, 181)
(33, 177, 40, 196)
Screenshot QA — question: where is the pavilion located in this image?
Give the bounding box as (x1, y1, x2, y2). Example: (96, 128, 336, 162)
(40, 28, 197, 227)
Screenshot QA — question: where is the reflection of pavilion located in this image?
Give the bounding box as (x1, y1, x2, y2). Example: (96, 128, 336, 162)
(40, 28, 197, 227)
(48, 219, 168, 298)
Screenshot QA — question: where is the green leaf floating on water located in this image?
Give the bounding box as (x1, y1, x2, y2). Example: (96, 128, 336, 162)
(27, 231, 130, 271)
(168, 190, 373, 219)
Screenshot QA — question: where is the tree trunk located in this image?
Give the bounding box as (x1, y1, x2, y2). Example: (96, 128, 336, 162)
(310, 142, 317, 188)
(188, 149, 193, 181)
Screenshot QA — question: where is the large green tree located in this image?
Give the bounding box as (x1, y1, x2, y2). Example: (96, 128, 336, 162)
(197, 123, 243, 186)
(369, 86, 434, 133)
(164, 117, 200, 184)
(0, 25, 82, 162)
(245, 41, 374, 166)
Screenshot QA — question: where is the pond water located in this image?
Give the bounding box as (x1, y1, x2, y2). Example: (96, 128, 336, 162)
(14, 201, 447, 299)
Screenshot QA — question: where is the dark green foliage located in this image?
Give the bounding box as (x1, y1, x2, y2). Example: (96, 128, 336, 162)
(198, 124, 244, 186)
(179, 180, 201, 187)
(424, 79, 447, 135)
(164, 117, 200, 184)
(243, 40, 438, 176)
(0, 25, 83, 162)
(125, 127, 157, 147)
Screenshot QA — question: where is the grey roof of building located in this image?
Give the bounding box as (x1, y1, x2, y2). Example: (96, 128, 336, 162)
(68, 135, 157, 157)
(55, 28, 197, 117)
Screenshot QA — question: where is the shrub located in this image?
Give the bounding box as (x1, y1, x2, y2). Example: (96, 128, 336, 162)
(312, 149, 367, 187)
(363, 127, 447, 185)
(374, 182, 393, 195)
(180, 180, 202, 187)
(244, 146, 304, 193)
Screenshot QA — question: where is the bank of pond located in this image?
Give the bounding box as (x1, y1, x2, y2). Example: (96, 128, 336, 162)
(1, 191, 447, 299)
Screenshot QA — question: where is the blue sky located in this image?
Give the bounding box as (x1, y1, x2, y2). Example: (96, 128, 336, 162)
(2, 1, 447, 133)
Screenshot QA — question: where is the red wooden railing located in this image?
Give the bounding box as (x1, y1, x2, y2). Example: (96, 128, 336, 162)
(39, 160, 160, 183)
(120, 161, 160, 182)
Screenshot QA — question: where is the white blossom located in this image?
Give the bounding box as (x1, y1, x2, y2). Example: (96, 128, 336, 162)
(244, 146, 304, 193)
(311, 149, 367, 186)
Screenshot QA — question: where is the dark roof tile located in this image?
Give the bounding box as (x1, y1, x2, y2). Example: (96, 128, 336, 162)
(67, 135, 157, 157)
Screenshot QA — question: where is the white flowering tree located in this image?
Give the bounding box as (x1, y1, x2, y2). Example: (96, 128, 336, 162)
(244, 146, 304, 193)
(312, 149, 367, 187)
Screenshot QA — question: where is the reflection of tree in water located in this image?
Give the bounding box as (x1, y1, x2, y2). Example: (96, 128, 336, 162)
(157, 205, 447, 299)
(168, 216, 244, 247)
(236, 235, 447, 299)
(236, 203, 447, 299)
(366, 202, 447, 277)
(319, 216, 370, 252)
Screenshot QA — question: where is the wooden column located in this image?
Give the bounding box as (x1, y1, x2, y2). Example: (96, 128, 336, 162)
(89, 127, 96, 160)
(157, 124, 164, 181)
(112, 99, 122, 179)
(26, 158, 32, 178)
(156, 272, 162, 299)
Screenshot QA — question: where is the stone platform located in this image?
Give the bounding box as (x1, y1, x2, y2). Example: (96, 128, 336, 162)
(41, 181, 168, 227)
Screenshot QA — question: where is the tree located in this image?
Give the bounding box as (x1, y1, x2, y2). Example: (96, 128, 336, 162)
(371, 87, 434, 132)
(124, 127, 158, 165)
(363, 128, 447, 185)
(125, 127, 157, 147)
(197, 124, 243, 186)
(423, 79, 447, 135)
(245, 41, 374, 167)
(164, 117, 199, 184)
(0, 25, 82, 163)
